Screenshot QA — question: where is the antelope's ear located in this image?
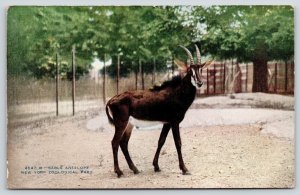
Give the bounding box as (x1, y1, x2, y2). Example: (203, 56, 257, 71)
(201, 60, 214, 69)
(174, 59, 188, 72)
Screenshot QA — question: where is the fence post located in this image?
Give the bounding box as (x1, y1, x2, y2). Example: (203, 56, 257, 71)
(206, 67, 209, 95)
(72, 46, 76, 116)
(102, 53, 106, 105)
(117, 54, 120, 94)
(274, 63, 277, 93)
(56, 53, 59, 116)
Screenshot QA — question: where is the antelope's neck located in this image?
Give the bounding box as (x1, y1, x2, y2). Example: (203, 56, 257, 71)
(179, 76, 197, 108)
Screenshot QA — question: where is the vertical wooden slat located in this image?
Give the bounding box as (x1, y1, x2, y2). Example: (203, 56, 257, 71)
(213, 63, 216, 94)
(206, 68, 209, 95)
(220, 62, 223, 93)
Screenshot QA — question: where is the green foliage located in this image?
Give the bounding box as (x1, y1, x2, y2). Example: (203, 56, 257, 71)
(190, 6, 294, 62)
(7, 6, 294, 79)
(7, 7, 37, 75)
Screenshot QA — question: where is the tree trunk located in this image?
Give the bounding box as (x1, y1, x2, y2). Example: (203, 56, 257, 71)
(233, 62, 242, 93)
(252, 41, 269, 93)
(252, 58, 268, 92)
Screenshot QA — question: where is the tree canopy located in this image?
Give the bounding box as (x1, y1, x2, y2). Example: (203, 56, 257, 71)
(8, 5, 294, 88)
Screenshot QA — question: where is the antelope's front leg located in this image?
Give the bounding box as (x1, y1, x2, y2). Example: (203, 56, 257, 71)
(171, 123, 190, 175)
(153, 123, 171, 172)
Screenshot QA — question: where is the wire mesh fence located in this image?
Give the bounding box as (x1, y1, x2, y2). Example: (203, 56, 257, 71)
(7, 73, 166, 128)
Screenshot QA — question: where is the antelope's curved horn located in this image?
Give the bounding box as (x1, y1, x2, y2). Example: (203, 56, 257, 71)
(195, 44, 201, 65)
(179, 45, 194, 65)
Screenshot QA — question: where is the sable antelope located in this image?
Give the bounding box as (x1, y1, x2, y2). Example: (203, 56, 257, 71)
(106, 45, 212, 177)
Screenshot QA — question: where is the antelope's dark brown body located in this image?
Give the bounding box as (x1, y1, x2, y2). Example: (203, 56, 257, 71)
(108, 75, 196, 124)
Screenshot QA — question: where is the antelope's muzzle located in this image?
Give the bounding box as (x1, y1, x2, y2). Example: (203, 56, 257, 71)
(197, 81, 203, 87)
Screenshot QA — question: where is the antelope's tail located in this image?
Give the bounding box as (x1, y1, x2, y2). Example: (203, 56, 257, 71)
(105, 103, 114, 125)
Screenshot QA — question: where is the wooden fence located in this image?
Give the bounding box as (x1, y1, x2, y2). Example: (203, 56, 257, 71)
(196, 60, 294, 96)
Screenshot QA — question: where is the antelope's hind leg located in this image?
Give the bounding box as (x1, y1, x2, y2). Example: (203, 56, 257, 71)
(111, 119, 129, 177)
(120, 122, 139, 174)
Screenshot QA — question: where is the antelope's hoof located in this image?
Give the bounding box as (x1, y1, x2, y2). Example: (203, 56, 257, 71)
(154, 167, 161, 172)
(133, 169, 140, 174)
(115, 170, 124, 178)
(182, 171, 191, 175)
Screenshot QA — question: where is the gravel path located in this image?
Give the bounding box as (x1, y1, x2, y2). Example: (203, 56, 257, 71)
(7, 93, 295, 189)
(86, 108, 294, 139)
(7, 122, 295, 189)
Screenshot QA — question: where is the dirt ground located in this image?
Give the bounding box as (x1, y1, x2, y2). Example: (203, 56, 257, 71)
(7, 93, 295, 189)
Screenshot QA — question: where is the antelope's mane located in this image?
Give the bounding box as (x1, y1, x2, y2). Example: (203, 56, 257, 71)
(149, 76, 182, 92)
